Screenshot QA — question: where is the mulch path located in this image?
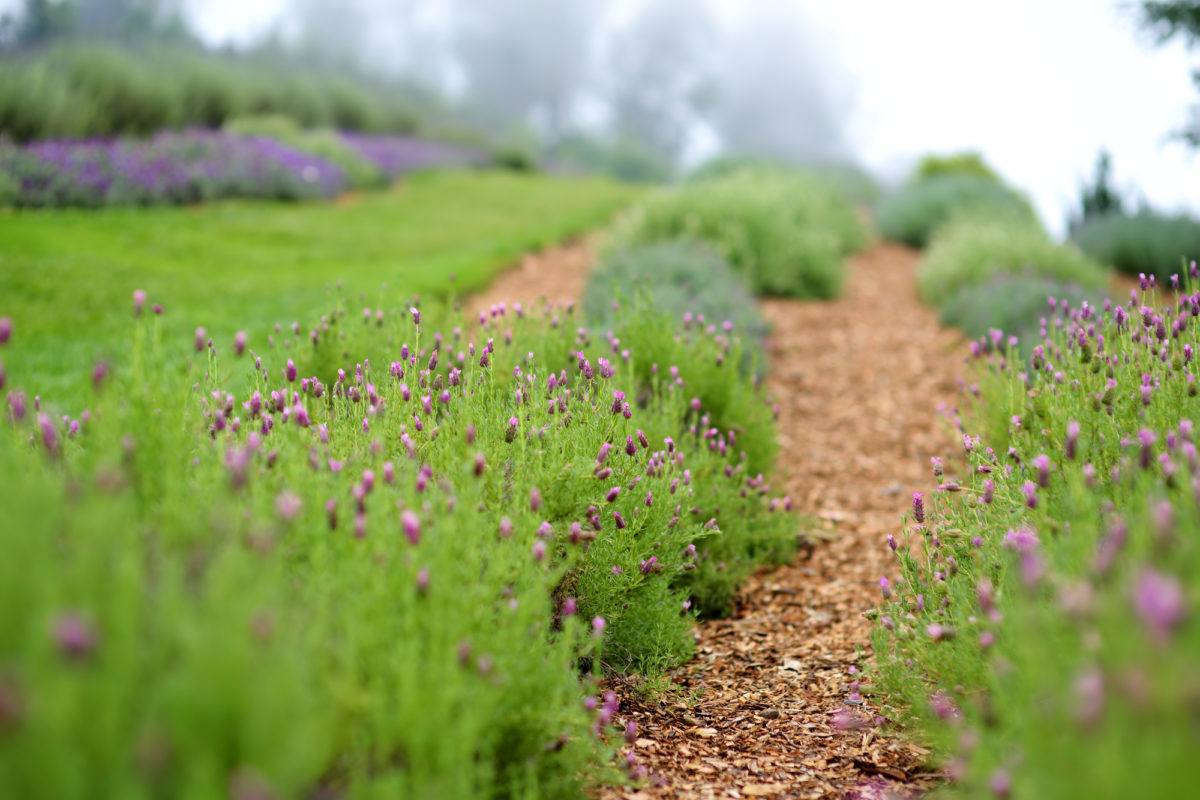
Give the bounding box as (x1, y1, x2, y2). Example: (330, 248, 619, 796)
(470, 240, 965, 798)
(464, 235, 595, 319)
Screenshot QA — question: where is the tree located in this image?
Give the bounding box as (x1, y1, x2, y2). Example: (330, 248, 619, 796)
(1140, 1, 1200, 145)
(16, 0, 76, 45)
(1070, 150, 1125, 233)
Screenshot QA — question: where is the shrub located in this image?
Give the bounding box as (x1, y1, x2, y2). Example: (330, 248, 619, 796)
(46, 44, 183, 136)
(0, 285, 796, 796)
(0, 43, 425, 142)
(550, 134, 673, 184)
(913, 151, 999, 183)
(613, 170, 868, 298)
(0, 132, 347, 207)
(1072, 208, 1200, 279)
(689, 156, 881, 206)
(917, 218, 1108, 307)
(872, 277, 1200, 799)
(583, 240, 769, 349)
(595, 312, 794, 616)
(937, 273, 1106, 347)
(876, 175, 1038, 248)
(225, 114, 385, 189)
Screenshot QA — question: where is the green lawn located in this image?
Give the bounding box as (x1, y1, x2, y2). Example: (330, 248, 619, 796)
(0, 170, 640, 400)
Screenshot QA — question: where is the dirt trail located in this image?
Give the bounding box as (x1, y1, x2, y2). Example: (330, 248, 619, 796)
(469, 240, 964, 797)
(465, 235, 596, 320)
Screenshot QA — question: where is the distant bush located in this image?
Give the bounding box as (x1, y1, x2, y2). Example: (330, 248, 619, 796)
(877, 175, 1038, 248)
(0, 43, 422, 142)
(584, 241, 769, 381)
(918, 219, 1108, 307)
(914, 151, 1000, 182)
(1072, 209, 1200, 279)
(225, 115, 385, 189)
(690, 156, 881, 205)
(614, 170, 868, 298)
(938, 273, 1106, 347)
(0, 132, 347, 207)
(550, 134, 673, 183)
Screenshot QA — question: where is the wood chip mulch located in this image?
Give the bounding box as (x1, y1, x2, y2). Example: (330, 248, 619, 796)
(600, 243, 965, 799)
(468, 239, 966, 798)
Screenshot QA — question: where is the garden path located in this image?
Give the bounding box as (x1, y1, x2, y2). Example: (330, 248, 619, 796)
(474, 241, 964, 798)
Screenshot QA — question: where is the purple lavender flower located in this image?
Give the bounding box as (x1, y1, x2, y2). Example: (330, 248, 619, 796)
(1032, 454, 1051, 488)
(1132, 568, 1185, 644)
(592, 617, 607, 637)
(1003, 527, 1039, 554)
(912, 492, 925, 523)
(1021, 481, 1038, 509)
(402, 510, 421, 545)
(52, 613, 97, 660)
(276, 491, 301, 521)
(1065, 420, 1080, 459)
(37, 413, 58, 456)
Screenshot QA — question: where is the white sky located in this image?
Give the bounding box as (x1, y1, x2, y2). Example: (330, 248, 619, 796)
(804, 1, 1200, 235)
(6, 0, 1197, 235)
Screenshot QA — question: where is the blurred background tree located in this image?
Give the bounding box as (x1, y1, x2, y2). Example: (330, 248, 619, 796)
(1141, 0, 1200, 144)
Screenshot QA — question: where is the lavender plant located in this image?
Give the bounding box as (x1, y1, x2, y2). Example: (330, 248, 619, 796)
(339, 132, 492, 179)
(583, 240, 770, 359)
(918, 218, 1109, 307)
(876, 174, 1038, 249)
(0, 283, 794, 797)
(872, 268, 1200, 798)
(612, 169, 868, 298)
(0, 131, 347, 207)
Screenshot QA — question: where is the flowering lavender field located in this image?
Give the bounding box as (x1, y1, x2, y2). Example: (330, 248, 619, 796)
(0, 277, 794, 797)
(339, 132, 490, 179)
(873, 270, 1200, 797)
(0, 130, 492, 208)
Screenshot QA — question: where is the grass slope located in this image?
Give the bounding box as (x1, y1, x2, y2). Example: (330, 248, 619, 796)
(0, 170, 639, 399)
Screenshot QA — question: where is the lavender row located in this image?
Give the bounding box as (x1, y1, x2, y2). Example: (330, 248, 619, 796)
(0, 130, 491, 208)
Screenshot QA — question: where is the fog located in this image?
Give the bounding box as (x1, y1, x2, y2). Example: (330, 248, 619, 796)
(4, 0, 1196, 233)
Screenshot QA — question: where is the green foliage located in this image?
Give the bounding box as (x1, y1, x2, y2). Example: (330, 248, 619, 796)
(1072, 208, 1200, 279)
(224, 114, 385, 188)
(550, 134, 673, 184)
(583, 240, 769, 347)
(597, 313, 794, 616)
(876, 174, 1039, 248)
(0, 278, 794, 796)
(613, 170, 869, 298)
(938, 273, 1106, 348)
(872, 280, 1200, 798)
(689, 156, 881, 205)
(917, 218, 1108, 307)
(0, 170, 642, 402)
(914, 151, 999, 183)
(0, 43, 422, 141)
(1071, 150, 1125, 229)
